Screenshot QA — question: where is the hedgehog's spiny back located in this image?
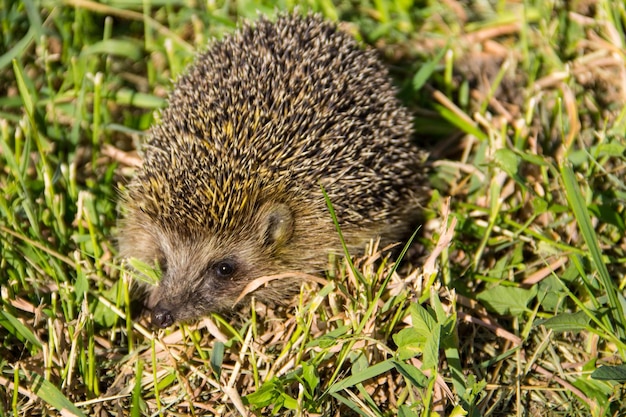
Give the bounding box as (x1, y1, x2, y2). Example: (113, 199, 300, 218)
(130, 13, 425, 233)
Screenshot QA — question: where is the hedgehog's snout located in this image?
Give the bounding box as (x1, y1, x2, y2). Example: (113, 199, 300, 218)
(152, 304, 175, 328)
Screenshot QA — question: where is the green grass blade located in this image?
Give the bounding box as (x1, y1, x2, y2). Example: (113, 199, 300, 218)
(330, 392, 371, 417)
(328, 359, 395, 394)
(560, 164, 626, 343)
(413, 45, 448, 91)
(433, 103, 489, 141)
(0, 27, 36, 70)
(131, 359, 143, 417)
(12, 59, 35, 118)
(0, 311, 42, 353)
(29, 372, 87, 417)
(321, 185, 360, 280)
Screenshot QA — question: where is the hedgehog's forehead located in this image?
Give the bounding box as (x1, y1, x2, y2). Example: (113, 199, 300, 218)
(155, 220, 251, 258)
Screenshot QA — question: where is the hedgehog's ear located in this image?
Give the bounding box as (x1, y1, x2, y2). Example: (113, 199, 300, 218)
(257, 203, 294, 249)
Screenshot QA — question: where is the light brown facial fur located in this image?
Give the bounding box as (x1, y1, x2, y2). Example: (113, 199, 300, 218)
(118, 13, 428, 328)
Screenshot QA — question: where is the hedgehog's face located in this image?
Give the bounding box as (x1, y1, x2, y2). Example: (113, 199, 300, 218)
(149, 249, 252, 328)
(120, 201, 296, 328)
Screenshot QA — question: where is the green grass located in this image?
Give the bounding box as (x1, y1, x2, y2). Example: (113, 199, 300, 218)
(1, 0, 626, 415)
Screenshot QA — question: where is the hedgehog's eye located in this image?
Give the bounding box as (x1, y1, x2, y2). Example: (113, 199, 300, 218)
(214, 260, 236, 279)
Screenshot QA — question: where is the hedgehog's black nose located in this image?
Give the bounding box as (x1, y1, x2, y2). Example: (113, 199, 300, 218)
(152, 305, 175, 328)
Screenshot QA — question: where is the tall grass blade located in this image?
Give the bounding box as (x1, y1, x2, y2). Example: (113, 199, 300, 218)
(29, 373, 87, 417)
(560, 164, 626, 343)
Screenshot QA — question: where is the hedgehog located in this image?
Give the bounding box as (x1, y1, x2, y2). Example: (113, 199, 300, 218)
(118, 12, 428, 328)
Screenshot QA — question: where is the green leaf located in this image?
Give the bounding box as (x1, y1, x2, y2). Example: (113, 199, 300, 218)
(328, 359, 395, 394)
(595, 142, 626, 158)
(477, 285, 537, 316)
(23, 0, 44, 36)
(571, 373, 614, 408)
(494, 148, 521, 179)
(531, 197, 549, 215)
(541, 311, 590, 332)
(0, 29, 34, 71)
(398, 404, 420, 417)
(211, 341, 224, 378)
(81, 39, 143, 60)
(392, 360, 428, 388)
(434, 103, 488, 141)
(306, 325, 350, 348)
(331, 392, 371, 417)
(279, 392, 298, 410)
(393, 327, 424, 360)
(410, 304, 437, 336)
(156, 372, 177, 392)
(561, 164, 626, 339)
(517, 150, 549, 166)
(29, 373, 87, 417)
(130, 360, 144, 417)
(422, 323, 441, 370)
(301, 362, 319, 394)
(74, 268, 89, 303)
(127, 257, 162, 286)
(449, 404, 469, 417)
(591, 365, 626, 382)
(537, 275, 567, 311)
(589, 203, 625, 232)
(12, 59, 35, 117)
(244, 379, 280, 408)
(111, 89, 167, 109)
(0, 311, 42, 352)
(413, 45, 448, 90)
(0, 0, 44, 69)
(430, 290, 448, 324)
